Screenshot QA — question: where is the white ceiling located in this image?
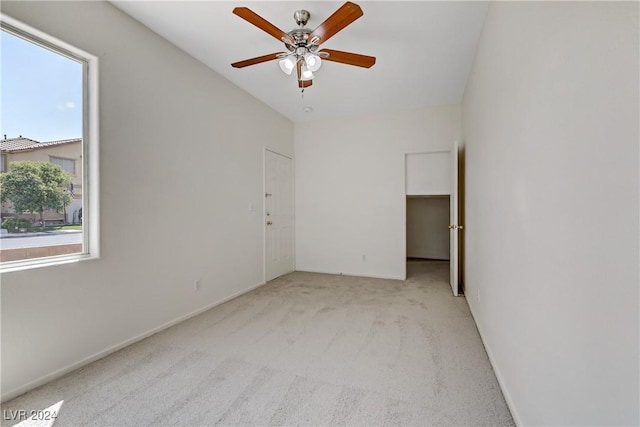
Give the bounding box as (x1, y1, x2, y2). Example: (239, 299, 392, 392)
(110, 1, 488, 123)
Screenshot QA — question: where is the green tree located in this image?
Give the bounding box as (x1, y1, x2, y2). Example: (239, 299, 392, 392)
(0, 161, 72, 229)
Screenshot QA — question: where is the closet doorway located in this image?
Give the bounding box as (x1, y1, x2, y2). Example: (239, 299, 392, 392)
(406, 195, 451, 283)
(404, 144, 460, 295)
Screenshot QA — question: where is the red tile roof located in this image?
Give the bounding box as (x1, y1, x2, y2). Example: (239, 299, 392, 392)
(0, 137, 81, 153)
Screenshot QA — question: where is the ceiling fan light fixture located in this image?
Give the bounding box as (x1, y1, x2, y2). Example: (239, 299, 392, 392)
(279, 56, 296, 75)
(304, 53, 322, 72)
(300, 65, 314, 80)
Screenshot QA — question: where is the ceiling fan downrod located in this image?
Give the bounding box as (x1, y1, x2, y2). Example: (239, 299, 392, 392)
(286, 10, 314, 52)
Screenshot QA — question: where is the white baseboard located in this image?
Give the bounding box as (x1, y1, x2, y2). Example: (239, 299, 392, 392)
(466, 300, 522, 426)
(1, 280, 267, 403)
(295, 268, 405, 281)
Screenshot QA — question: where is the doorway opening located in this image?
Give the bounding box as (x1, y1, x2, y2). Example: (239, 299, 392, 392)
(404, 145, 459, 295)
(406, 195, 450, 281)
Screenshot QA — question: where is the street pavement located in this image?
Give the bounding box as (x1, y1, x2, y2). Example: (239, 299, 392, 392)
(0, 231, 82, 249)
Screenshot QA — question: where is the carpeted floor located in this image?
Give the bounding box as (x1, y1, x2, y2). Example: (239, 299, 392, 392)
(1, 261, 514, 426)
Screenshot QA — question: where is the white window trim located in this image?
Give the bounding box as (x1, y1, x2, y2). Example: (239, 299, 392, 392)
(0, 14, 100, 273)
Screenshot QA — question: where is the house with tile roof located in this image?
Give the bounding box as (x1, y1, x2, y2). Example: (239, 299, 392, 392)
(1, 136, 82, 224)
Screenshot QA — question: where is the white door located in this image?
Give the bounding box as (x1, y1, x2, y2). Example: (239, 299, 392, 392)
(265, 150, 294, 281)
(449, 141, 459, 296)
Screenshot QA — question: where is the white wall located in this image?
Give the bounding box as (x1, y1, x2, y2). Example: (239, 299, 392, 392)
(295, 106, 460, 280)
(406, 197, 450, 260)
(462, 2, 639, 425)
(1, 1, 293, 400)
(405, 152, 451, 196)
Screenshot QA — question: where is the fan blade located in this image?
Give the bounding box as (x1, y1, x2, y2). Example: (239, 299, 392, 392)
(296, 61, 313, 88)
(319, 49, 376, 68)
(231, 52, 284, 68)
(233, 7, 290, 43)
(308, 2, 364, 46)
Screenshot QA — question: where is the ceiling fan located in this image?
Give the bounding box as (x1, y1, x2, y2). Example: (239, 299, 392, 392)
(231, 2, 376, 90)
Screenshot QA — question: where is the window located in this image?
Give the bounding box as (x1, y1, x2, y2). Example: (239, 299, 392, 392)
(50, 156, 76, 175)
(0, 15, 99, 271)
(0, 154, 5, 172)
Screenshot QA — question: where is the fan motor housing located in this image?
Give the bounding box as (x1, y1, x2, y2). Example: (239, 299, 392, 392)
(287, 28, 312, 49)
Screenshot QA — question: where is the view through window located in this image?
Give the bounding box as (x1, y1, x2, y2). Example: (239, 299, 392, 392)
(0, 26, 86, 265)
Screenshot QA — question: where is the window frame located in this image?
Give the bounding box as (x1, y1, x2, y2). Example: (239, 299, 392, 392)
(0, 14, 100, 272)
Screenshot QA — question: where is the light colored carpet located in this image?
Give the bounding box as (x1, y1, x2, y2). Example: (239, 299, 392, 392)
(1, 262, 513, 426)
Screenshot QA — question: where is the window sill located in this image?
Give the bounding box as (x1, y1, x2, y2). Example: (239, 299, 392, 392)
(0, 252, 99, 274)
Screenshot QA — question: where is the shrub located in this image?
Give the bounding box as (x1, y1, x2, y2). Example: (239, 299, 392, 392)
(2, 217, 34, 233)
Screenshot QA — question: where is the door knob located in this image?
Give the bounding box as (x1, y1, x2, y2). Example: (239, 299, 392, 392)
(458, 225, 464, 230)
(448, 225, 454, 230)
(267, 221, 273, 225)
